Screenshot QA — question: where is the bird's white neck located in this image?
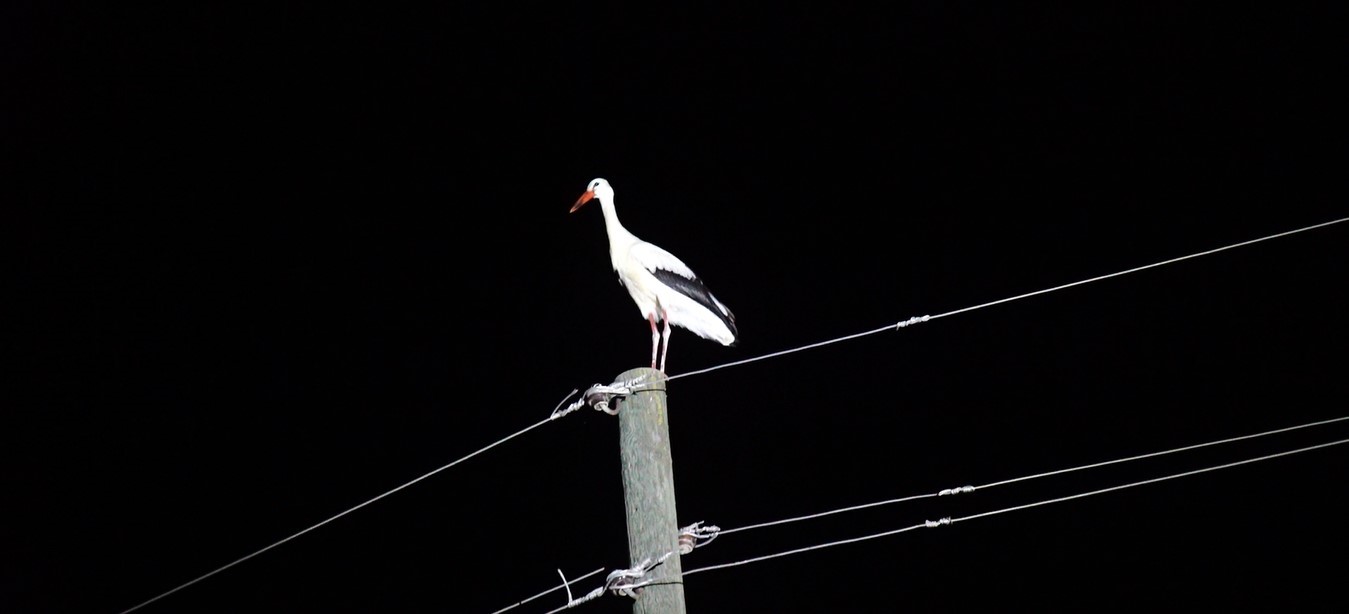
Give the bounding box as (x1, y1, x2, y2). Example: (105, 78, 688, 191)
(598, 195, 640, 258)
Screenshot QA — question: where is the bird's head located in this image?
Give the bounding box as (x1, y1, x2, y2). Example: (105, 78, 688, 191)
(570, 177, 613, 213)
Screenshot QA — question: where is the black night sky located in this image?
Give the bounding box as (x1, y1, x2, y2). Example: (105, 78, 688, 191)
(7, 4, 1348, 613)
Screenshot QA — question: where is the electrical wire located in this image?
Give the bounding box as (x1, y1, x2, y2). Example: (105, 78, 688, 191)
(665, 216, 1348, 383)
(121, 415, 560, 614)
(490, 567, 607, 614)
(683, 437, 1349, 577)
(718, 414, 1349, 536)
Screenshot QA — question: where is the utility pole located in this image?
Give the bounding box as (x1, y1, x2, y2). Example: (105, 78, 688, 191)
(616, 367, 687, 614)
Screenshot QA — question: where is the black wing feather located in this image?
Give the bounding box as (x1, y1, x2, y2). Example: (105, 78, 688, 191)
(650, 268, 739, 341)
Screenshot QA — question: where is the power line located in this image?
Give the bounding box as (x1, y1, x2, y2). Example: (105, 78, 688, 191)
(975, 414, 1349, 490)
(718, 414, 1349, 536)
(121, 409, 568, 613)
(494, 415, 1347, 613)
(682, 436, 1349, 578)
(662, 216, 1348, 383)
(124, 383, 635, 612)
(719, 493, 936, 536)
(490, 567, 607, 614)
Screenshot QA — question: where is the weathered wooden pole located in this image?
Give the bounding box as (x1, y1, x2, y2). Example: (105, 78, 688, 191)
(616, 367, 686, 614)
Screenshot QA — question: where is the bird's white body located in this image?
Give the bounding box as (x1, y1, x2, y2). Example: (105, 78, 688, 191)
(572, 178, 738, 371)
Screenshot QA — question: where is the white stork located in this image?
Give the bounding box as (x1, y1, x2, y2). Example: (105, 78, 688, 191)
(570, 178, 738, 372)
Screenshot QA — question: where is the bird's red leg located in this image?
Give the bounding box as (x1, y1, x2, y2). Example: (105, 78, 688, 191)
(659, 310, 671, 373)
(648, 314, 660, 369)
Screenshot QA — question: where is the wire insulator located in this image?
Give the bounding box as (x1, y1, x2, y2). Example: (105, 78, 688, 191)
(677, 532, 696, 555)
(583, 384, 629, 415)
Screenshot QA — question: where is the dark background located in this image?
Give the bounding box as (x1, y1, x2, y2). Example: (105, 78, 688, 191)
(7, 4, 1347, 613)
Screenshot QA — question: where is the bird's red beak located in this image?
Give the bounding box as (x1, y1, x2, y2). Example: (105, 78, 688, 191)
(570, 190, 594, 213)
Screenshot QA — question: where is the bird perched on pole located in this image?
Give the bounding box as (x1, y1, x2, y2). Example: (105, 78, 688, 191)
(570, 178, 738, 372)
